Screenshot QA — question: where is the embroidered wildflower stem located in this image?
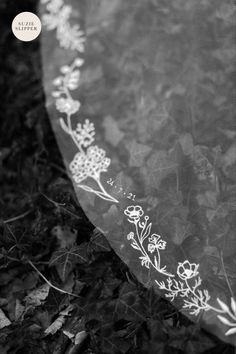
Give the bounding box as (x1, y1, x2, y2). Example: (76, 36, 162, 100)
(52, 59, 118, 203)
(124, 206, 173, 277)
(156, 260, 236, 336)
(124, 206, 236, 335)
(133, 220, 161, 271)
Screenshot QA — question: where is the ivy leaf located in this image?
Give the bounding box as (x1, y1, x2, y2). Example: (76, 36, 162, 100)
(103, 115, 124, 147)
(88, 228, 111, 254)
(100, 324, 131, 354)
(0, 309, 11, 329)
(50, 244, 88, 282)
(142, 150, 178, 189)
(170, 217, 192, 246)
(196, 191, 217, 209)
(115, 283, 146, 322)
(126, 140, 151, 167)
(192, 146, 214, 181)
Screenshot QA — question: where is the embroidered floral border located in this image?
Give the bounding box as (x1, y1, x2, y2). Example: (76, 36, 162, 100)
(41, 0, 236, 337)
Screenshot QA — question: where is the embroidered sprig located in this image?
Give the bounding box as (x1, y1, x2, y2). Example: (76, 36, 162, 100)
(124, 205, 236, 336)
(41, 0, 85, 52)
(156, 261, 211, 315)
(124, 205, 173, 277)
(52, 59, 118, 203)
(156, 260, 236, 335)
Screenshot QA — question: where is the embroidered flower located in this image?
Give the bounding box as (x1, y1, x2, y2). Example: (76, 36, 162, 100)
(124, 205, 144, 221)
(57, 21, 85, 52)
(42, 2, 70, 30)
(69, 146, 110, 183)
(74, 58, 84, 67)
(64, 70, 80, 90)
(127, 232, 134, 240)
(56, 97, 80, 115)
(74, 120, 95, 148)
(177, 260, 199, 280)
(148, 234, 166, 253)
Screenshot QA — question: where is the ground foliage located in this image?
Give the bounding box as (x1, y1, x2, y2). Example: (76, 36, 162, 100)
(0, 0, 236, 353)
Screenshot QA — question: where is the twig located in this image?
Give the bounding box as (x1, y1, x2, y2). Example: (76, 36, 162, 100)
(220, 251, 234, 299)
(40, 192, 81, 220)
(28, 260, 79, 298)
(4, 210, 32, 224)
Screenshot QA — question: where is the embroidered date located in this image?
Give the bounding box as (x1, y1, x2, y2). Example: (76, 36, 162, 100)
(107, 178, 136, 201)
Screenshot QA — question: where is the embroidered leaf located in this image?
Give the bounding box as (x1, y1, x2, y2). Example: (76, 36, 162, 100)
(50, 244, 88, 281)
(225, 327, 236, 336)
(217, 315, 236, 327)
(141, 222, 152, 242)
(231, 297, 236, 315)
(130, 243, 141, 251)
(217, 298, 230, 313)
(154, 256, 158, 269)
(140, 256, 150, 269)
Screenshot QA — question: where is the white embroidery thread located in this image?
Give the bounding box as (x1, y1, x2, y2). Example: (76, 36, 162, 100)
(41, 0, 85, 52)
(124, 206, 173, 277)
(52, 59, 118, 203)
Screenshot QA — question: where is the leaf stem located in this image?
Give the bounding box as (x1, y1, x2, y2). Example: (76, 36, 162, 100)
(28, 260, 79, 298)
(4, 210, 32, 224)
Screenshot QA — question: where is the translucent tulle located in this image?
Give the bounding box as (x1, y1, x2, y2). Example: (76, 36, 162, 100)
(40, 0, 236, 344)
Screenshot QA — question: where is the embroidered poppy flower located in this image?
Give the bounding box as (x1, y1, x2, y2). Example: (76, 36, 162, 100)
(177, 260, 199, 280)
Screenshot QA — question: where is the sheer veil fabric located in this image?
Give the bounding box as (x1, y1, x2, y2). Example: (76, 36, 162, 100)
(40, 0, 236, 344)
